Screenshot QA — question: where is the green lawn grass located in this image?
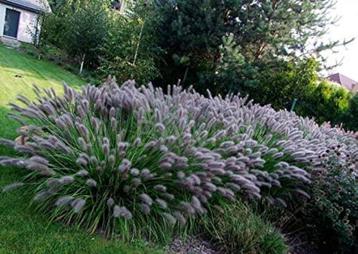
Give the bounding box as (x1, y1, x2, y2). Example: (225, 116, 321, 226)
(0, 44, 163, 254)
(0, 44, 84, 106)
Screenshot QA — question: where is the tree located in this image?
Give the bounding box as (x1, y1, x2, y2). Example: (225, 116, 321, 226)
(41, 0, 109, 74)
(97, 2, 161, 84)
(152, 0, 345, 95)
(62, 1, 109, 73)
(207, 33, 258, 96)
(153, 0, 227, 90)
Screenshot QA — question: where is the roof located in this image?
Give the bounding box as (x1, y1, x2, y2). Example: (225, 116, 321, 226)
(0, 0, 51, 13)
(327, 73, 358, 91)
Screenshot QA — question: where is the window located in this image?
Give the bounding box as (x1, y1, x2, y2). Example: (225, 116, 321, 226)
(3, 9, 21, 38)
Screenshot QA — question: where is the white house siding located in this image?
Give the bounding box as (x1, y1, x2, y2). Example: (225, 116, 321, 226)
(0, 5, 5, 37)
(0, 3, 40, 44)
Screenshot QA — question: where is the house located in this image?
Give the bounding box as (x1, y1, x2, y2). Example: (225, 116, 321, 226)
(327, 73, 358, 93)
(0, 0, 51, 45)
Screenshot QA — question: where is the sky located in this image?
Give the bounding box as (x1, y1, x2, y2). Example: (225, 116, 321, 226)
(325, 0, 358, 81)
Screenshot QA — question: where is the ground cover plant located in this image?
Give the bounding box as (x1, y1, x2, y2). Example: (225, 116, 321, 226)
(1, 78, 357, 248)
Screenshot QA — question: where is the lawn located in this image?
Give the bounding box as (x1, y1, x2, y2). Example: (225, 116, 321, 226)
(0, 45, 84, 106)
(0, 45, 162, 254)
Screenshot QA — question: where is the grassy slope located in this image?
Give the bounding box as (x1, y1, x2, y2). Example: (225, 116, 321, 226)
(0, 45, 162, 254)
(0, 45, 83, 106)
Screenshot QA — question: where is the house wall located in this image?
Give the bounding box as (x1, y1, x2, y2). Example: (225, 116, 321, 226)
(0, 5, 5, 37)
(0, 3, 40, 44)
(353, 85, 358, 93)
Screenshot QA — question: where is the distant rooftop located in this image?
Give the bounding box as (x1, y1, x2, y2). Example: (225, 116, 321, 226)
(0, 0, 51, 13)
(327, 73, 358, 92)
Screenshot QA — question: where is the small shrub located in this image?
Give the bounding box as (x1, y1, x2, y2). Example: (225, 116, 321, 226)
(264, 149, 358, 253)
(1, 79, 357, 243)
(300, 154, 358, 253)
(200, 200, 288, 254)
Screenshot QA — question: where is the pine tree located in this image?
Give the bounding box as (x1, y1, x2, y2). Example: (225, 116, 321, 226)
(153, 0, 347, 93)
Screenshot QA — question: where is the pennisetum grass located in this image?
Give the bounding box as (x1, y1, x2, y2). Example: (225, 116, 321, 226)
(1, 78, 357, 242)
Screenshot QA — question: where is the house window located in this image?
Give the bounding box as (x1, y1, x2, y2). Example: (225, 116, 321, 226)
(3, 9, 20, 38)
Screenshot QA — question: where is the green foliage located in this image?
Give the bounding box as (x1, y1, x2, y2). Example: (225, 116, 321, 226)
(255, 149, 358, 253)
(42, 0, 159, 81)
(210, 34, 256, 96)
(97, 2, 160, 84)
(46, 0, 68, 12)
(342, 94, 358, 131)
(298, 156, 358, 253)
(297, 80, 352, 125)
(62, 1, 109, 67)
(153, 0, 226, 88)
(254, 58, 319, 110)
(41, 0, 109, 71)
(200, 201, 288, 254)
(153, 0, 340, 91)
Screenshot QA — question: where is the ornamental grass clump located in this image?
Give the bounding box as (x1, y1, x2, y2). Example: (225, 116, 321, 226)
(1, 78, 357, 240)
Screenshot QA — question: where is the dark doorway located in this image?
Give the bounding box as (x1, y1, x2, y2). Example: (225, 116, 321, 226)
(3, 9, 20, 38)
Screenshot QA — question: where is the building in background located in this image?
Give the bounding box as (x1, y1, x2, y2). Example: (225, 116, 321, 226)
(0, 0, 51, 45)
(327, 73, 358, 93)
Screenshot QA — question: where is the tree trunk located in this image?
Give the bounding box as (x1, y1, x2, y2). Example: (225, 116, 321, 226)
(133, 20, 145, 66)
(182, 66, 189, 84)
(79, 54, 86, 74)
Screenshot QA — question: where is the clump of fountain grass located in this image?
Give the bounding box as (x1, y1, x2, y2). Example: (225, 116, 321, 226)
(1, 78, 357, 241)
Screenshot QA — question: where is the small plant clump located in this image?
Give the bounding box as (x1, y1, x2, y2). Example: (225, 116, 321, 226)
(1, 79, 357, 240)
(297, 155, 358, 253)
(200, 201, 289, 254)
